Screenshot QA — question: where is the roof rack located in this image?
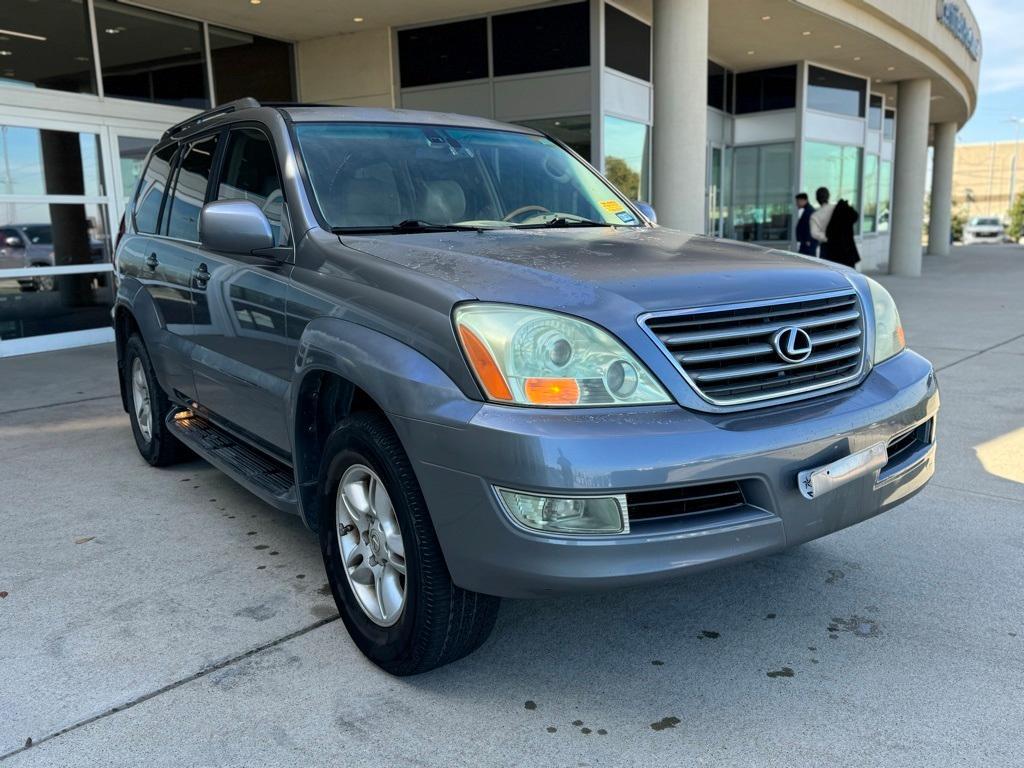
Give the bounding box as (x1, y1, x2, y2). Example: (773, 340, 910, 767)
(162, 97, 261, 140)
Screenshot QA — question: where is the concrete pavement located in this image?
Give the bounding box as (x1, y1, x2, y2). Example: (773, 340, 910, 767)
(1, 244, 1022, 767)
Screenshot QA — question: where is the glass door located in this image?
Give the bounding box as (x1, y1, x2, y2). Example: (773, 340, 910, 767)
(707, 145, 723, 236)
(0, 116, 161, 357)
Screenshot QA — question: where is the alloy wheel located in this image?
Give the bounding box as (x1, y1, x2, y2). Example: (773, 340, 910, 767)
(130, 357, 153, 443)
(336, 463, 408, 627)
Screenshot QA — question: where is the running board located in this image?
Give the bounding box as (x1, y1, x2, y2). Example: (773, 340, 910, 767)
(166, 411, 299, 514)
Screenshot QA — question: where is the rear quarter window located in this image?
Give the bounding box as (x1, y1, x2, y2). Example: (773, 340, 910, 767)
(134, 143, 177, 234)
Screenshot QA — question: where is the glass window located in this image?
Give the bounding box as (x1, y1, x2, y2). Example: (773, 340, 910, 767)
(294, 123, 642, 230)
(734, 66, 796, 114)
(708, 61, 725, 111)
(94, 0, 208, 108)
(862, 154, 879, 233)
(883, 109, 895, 140)
(868, 95, 883, 131)
(0, 0, 96, 94)
(807, 65, 866, 117)
(603, 116, 650, 201)
(803, 142, 862, 225)
(165, 135, 219, 242)
(0, 202, 113, 340)
(0, 126, 104, 197)
(134, 143, 176, 235)
(877, 160, 892, 232)
(117, 137, 157, 200)
(604, 5, 649, 81)
(209, 26, 294, 104)
(217, 129, 287, 245)
(494, 3, 590, 77)
(516, 116, 591, 163)
(397, 19, 488, 88)
(728, 143, 793, 242)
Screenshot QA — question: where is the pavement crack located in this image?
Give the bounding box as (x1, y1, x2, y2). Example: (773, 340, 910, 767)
(0, 616, 339, 762)
(934, 332, 1024, 372)
(0, 394, 121, 418)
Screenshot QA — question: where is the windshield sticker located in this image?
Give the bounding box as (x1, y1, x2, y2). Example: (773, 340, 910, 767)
(616, 211, 637, 224)
(599, 199, 627, 214)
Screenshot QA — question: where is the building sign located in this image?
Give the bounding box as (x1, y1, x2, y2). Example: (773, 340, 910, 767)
(936, 0, 981, 60)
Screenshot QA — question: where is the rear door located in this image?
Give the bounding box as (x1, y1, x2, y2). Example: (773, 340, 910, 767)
(189, 126, 294, 457)
(130, 142, 198, 399)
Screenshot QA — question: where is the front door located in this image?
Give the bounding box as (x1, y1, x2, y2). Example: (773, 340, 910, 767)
(190, 126, 294, 457)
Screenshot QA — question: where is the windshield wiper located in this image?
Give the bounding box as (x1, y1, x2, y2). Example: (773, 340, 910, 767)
(512, 215, 610, 229)
(331, 219, 485, 234)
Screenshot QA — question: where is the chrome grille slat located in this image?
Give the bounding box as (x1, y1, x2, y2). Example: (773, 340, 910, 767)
(641, 289, 866, 407)
(658, 308, 861, 346)
(693, 343, 862, 383)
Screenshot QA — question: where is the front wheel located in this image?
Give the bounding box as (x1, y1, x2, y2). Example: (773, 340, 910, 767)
(123, 334, 192, 466)
(319, 411, 499, 675)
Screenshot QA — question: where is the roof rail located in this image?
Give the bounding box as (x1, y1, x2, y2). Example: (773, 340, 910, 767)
(162, 97, 261, 140)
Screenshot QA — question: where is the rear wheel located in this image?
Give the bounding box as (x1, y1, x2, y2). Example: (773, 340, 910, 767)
(123, 334, 192, 466)
(319, 411, 499, 675)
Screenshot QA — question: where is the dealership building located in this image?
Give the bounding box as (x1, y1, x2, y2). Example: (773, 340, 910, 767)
(0, 0, 980, 355)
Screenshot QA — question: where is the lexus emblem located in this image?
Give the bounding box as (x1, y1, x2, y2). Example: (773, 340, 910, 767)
(772, 326, 813, 363)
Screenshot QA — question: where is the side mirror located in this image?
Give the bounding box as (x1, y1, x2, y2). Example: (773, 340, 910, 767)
(4, 236, 23, 248)
(632, 201, 657, 224)
(199, 200, 274, 254)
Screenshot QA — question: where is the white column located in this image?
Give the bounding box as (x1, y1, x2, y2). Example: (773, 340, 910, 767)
(928, 121, 957, 257)
(888, 78, 931, 276)
(652, 0, 708, 232)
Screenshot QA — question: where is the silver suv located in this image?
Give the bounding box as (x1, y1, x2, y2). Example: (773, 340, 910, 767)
(113, 99, 938, 674)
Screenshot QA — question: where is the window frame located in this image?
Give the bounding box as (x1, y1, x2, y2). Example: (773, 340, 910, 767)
(212, 122, 293, 257)
(132, 141, 180, 237)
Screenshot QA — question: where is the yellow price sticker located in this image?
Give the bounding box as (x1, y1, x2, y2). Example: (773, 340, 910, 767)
(598, 199, 626, 214)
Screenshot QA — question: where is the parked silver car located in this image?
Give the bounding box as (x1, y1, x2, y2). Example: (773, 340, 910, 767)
(0, 223, 105, 291)
(114, 99, 939, 674)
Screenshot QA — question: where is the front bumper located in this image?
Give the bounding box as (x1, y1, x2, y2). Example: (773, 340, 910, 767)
(392, 350, 939, 598)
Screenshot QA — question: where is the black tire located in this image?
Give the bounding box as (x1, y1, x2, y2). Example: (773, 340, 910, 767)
(319, 411, 499, 675)
(123, 334, 192, 467)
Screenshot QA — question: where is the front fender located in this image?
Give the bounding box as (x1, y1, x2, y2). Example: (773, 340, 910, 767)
(289, 317, 481, 530)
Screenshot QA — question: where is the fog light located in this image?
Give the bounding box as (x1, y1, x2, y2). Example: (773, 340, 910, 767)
(496, 488, 629, 534)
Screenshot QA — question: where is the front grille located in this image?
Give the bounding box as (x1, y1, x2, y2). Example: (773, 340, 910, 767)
(626, 480, 746, 523)
(642, 290, 865, 406)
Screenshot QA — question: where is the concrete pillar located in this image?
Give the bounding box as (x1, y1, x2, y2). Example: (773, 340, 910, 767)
(928, 121, 957, 256)
(652, 0, 708, 232)
(888, 78, 931, 276)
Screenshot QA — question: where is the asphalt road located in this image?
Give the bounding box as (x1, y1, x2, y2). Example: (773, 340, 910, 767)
(1, 244, 1022, 767)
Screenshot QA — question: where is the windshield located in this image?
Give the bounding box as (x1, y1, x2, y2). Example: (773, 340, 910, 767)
(23, 225, 52, 244)
(972, 218, 1001, 227)
(294, 123, 642, 231)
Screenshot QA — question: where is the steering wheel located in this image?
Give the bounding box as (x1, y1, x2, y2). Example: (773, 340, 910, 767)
(503, 205, 551, 223)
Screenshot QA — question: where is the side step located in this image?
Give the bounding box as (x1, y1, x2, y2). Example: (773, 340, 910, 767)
(166, 411, 299, 515)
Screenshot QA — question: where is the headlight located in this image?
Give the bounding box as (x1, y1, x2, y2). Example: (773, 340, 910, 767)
(867, 278, 906, 363)
(454, 303, 671, 407)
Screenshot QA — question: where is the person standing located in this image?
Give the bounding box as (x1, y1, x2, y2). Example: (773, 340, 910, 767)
(823, 198, 861, 268)
(794, 192, 817, 256)
(810, 186, 836, 261)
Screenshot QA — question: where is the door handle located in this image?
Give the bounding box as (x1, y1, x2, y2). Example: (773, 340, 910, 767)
(145, 252, 159, 270)
(194, 263, 210, 288)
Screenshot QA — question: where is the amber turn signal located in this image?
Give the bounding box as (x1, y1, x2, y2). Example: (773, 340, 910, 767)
(457, 324, 514, 402)
(524, 377, 580, 405)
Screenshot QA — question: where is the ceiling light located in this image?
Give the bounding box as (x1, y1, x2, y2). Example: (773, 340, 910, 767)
(747, 50, 755, 55)
(353, 16, 364, 22)
(0, 28, 47, 42)
(761, 15, 771, 21)
(875, 78, 882, 83)
(802, 30, 811, 36)
(0, 50, 11, 56)
(886, 65, 895, 71)
(833, 44, 842, 49)
(74, 55, 89, 61)
(104, 27, 120, 34)
(853, 56, 861, 61)
(250, 0, 261, 5)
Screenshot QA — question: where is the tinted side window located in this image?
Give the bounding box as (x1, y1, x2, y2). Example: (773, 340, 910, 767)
(604, 5, 649, 81)
(134, 144, 176, 234)
(397, 19, 488, 88)
(217, 128, 287, 245)
(493, 3, 590, 77)
(165, 135, 220, 241)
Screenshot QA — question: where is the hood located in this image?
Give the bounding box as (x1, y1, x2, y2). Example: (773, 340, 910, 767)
(340, 226, 854, 316)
